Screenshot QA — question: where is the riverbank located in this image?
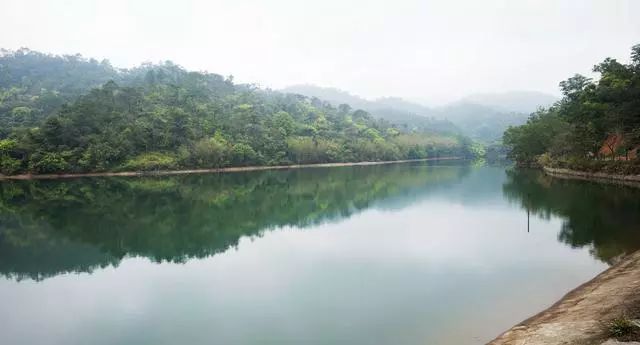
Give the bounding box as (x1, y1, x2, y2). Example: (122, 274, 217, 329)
(0, 157, 461, 181)
(490, 250, 640, 345)
(543, 166, 640, 188)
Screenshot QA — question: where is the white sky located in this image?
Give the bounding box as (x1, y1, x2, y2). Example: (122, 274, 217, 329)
(1, 0, 638, 104)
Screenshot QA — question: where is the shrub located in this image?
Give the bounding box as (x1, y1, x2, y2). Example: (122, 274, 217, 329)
(609, 316, 635, 338)
(287, 137, 326, 164)
(230, 143, 258, 166)
(0, 139, 22, 175)
(28, 152, 70, 174)
(191, 137, 228, 168)
(0, 155, 21, 175)
(120, 152, 177, 171)
(536, 153, 553, 167)
(78, 143, 123, 171)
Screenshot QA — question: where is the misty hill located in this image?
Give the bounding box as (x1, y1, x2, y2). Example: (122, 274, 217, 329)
(436, 102, 529, 143)
(283, 84, 535, 142)
(461, 91, 558, 114)
(0, 49, 479, 176)
(281, 85, 458, 134)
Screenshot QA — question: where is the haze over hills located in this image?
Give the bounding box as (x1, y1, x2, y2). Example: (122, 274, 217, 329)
(460, 91, 558, 114)
(282, 85, 557, 142)
(279, 85, 459, 135)
(435, 102, 529, 143)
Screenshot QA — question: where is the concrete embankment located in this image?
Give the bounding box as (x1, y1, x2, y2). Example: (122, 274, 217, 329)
(0, 157, 461, 181)
(489, 251, 640, 345)
(543, 166, 640, 187)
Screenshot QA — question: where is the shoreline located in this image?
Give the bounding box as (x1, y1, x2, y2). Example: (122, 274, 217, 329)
(0, 157, 462, 181)
(490, 250, 640, 345)
(543, 166, 640, 188)
(492, 166, 640, 344)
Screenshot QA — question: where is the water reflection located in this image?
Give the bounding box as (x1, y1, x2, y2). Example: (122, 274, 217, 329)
(0, 162, 469, 280)
(2, 164, 638, 345)
(502, 169, 640, 263)
(2, 164, 640, 282)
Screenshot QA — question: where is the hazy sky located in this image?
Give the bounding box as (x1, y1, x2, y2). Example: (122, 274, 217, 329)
(1, 0, 638, 104)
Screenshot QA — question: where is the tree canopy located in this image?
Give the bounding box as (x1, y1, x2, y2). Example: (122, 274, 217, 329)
(0, 49, 477, 175)
(503, 44, 640, 168)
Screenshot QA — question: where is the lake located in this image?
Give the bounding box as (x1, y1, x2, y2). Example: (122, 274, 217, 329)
(1, 161, 639, 345)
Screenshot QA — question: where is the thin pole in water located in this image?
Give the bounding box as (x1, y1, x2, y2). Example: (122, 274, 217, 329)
(526, 193, 530, 233)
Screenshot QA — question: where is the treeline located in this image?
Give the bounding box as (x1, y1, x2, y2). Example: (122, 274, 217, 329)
(503, 44, 640, 172)
(0, 49, 477, 175)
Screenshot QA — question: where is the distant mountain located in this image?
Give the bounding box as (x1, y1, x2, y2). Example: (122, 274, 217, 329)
(282, 85, 535, 142)
(281, 85, 370, 110)
(434, 102, 529, 143)
(460, 91, 558, 114)
(374, 97, 435, 117)
(281, 85, 458, 134)
(372, 97, 528, 142)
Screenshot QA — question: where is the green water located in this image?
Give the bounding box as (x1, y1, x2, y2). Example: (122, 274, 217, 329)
(0, 162, 639, 344)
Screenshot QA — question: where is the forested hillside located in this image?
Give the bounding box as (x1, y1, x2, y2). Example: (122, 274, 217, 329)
(504, 44, 640, 173)
(283, 84, 543, 142)
(0, 49, 477, 175)
(0, 49, 120, 134)
(281, 84, 460, 134)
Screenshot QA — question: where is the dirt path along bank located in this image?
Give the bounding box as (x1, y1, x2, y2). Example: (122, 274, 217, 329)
(0, 157, 461, 181)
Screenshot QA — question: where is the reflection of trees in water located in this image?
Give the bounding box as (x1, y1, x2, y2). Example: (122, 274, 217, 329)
(0, 163, 469, 280)
(502, 169, 640, 263)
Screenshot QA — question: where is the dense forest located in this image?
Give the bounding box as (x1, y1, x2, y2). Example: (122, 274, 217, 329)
(503, 44, 640, 173)
(0, 49, 479, 175)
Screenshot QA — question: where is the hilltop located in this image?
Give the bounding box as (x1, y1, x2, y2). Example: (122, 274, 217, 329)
(283, 85, 555, 142)
(0, 49, 477, 176)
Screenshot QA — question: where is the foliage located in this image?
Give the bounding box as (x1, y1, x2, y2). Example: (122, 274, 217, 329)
(503, 109, 571, 165)
(0, 139, 21, 174)
(0, 49, 479, 175)
(120, 152, 177, 171)
(189, 135, 228, 168)
(0, 156, 20, 175)
(28, 151, 71, 173)
(609, 317, 635, 338)
(0, 48, 120, 136)
(504, 44, 640, 168)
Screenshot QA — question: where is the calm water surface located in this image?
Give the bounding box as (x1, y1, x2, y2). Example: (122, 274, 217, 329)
(1, 162, 639, 345)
